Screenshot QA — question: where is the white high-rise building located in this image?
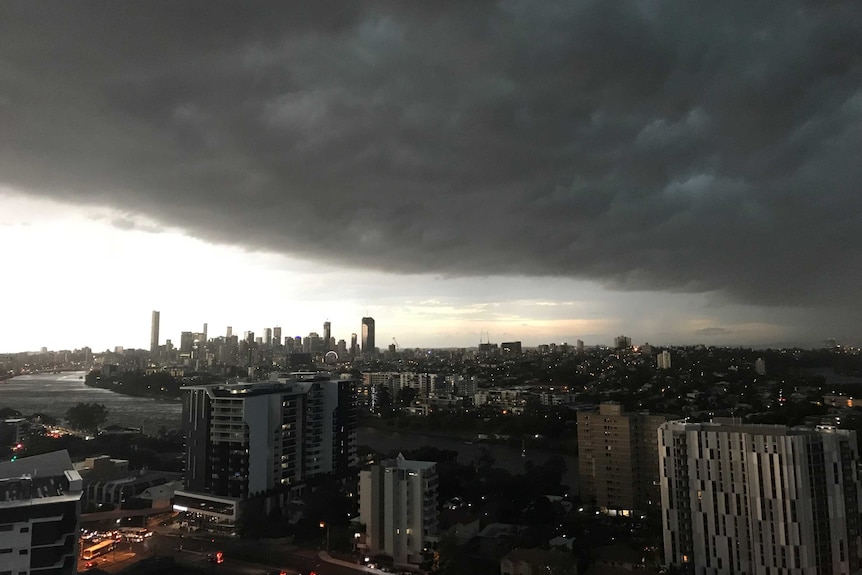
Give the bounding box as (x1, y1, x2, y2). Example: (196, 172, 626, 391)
(359, 454, 439, 566)
(0, 450, 83, 575)
(659, 420, 862, 574)
(657, 350, 672, 369)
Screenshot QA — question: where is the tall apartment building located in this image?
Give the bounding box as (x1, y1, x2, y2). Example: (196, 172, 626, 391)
(614, 335, 632, 350)
(659, 420, 862, 574)
(175, 372, 357, 531)
(657, 350, 672, 369)
(578, 402, 667, 514)
(0, 450, 84, 575)
(359, 453, 439, 566)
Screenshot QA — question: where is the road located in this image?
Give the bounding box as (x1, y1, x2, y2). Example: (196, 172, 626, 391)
(142, 533, 376, 575)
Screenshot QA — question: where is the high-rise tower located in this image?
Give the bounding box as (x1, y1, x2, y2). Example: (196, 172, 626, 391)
(361, 317, 375, 357)
(150, 310, 160, 356)
(659, 420, 862, 574)
(323, 321, 332, 351)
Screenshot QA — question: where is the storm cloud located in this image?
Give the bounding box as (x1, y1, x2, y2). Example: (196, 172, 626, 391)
(1, 1, 861, 307)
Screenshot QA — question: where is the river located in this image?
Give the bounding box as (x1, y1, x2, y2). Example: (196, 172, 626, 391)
(0, 371, 183, 433)
(1, 372, 578, 488)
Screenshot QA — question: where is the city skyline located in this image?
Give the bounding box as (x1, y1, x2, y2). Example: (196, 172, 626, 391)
(2, 3, 860, 353)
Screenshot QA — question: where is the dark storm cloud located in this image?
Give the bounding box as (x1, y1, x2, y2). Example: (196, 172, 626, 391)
(1, 0, 861, 306)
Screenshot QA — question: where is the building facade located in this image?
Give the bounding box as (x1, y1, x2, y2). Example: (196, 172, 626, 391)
(361, 317, 375, 357)
(659, 420, 862, 574)
(577, 402, 667, 514)
(0, 450, 83, 575)
(359, 454, 439, 566)
(150, 310, 160, 357)
(177, 372, 358, 531)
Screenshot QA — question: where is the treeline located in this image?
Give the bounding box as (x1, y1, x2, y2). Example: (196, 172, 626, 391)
(20, 427, 184, 472)
(84, 369, 221, 399)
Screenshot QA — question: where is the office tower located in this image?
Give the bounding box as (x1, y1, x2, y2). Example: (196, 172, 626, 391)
(576, 339, 584, 354)
(226, 326, 233, 338)
(659, 421, 862, 574)
(202, 323, 208, 344)
(273, 327, 282, 347)
(578, 402, 667, 513)
(362, 317, 375, 357)
(501, 341, 522, 355)
(351, 333, 358, 357)
(304, 332, 323, 354)
(0, 450, 83, 575)
(150, 310, 160, 355)
(264, 328, 272, 347)
(657, 350, 672, 369)
(359, 453, 439, 566)
(755, 357, 766, 375)
(179, 331, 194, 357)
(177, 372, 358, 531)
(614, 335, 632, 350)
(323, 321, 332, 352)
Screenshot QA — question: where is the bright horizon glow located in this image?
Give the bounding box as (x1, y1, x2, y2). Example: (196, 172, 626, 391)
(0, 191, 841, 353)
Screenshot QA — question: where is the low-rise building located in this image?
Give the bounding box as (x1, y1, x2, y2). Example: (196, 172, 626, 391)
(500, 547, 576, 575)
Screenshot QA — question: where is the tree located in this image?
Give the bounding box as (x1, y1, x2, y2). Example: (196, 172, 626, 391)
(65, 402, 108, 433)
(432, 534, 471, 575)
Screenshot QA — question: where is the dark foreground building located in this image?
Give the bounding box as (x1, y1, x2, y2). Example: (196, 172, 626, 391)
(0, 450, 84, 575)
(175, 371, 358, 532)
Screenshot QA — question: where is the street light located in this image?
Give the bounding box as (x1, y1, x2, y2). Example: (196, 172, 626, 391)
(319, 522, 330, 553)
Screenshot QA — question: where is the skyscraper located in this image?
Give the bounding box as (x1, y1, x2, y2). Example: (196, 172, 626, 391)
(323, 321, 331, 351)
(362, 317, 375, 357)
(351, 333, 358, 357)
(659, 420, 862, 574)
(150, 310, 160, 356)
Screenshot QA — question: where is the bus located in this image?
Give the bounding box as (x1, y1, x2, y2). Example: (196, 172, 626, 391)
(82, 540, 115, 561)
(119, 527, 151, 542)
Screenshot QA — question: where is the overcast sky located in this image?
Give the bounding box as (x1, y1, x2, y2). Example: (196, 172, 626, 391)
(1, 1, 860, 352)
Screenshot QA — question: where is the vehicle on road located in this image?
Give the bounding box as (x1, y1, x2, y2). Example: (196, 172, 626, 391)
(82, 540, 115, 561)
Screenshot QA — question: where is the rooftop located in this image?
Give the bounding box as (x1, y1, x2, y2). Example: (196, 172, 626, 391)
(0, 450, 82, 505)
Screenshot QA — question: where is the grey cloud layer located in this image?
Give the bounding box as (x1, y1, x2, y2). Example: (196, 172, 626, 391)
(1, 1, 860, 305)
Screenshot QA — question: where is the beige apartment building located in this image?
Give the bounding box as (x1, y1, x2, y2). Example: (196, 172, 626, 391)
(578, 402, 667, 514)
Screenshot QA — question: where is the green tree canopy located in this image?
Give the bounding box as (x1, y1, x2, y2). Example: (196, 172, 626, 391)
(65, 402, 108, 433)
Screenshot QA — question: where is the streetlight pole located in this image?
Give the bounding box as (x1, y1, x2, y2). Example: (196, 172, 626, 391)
(319, 522, 330, 553)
